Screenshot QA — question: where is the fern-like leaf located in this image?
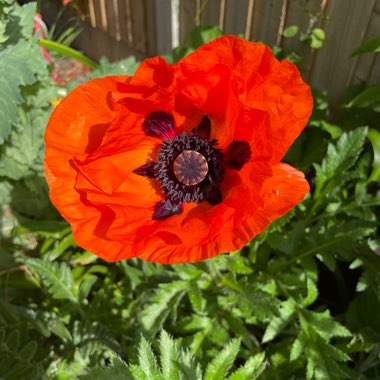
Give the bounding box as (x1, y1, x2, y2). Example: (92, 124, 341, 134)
(25, 258, 78, 303)
(204, 338, 241, 380)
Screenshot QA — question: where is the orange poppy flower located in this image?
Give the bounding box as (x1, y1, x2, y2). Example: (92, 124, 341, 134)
(44, 36, 312, 264)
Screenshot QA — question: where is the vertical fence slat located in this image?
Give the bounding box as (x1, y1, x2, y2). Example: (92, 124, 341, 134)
(130, 0, 148, 55)
(200, 0, 221, 27)
(117, 0, 128, 44)
(179, 0, 198, 44)
(87, 0, 97, 27)
(105, 0, 116, 38)
(223, 0, 250, 36)
(310, 0, 376, 104)
(143, 0, 158, 56)
(250, 0, 282, 46)
(351, 0, 380, 86)
(155, 0, 173, 54)
(365, 0, 380, 85)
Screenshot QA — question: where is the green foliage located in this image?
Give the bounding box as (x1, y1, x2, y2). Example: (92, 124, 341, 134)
(351, 36, 380, 56)
(0, 38, 47, 143)
(81, 331, 265, 380)
(0, 4, 379, 380)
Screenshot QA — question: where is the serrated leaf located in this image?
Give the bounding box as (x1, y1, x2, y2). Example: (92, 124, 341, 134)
(141, 280, 189, 336)
(25, 258, 79, 303)
(290, 331, 307, 361)
(204, 338, 241, 380)
(305, 310, 352, 340)
(159, 331, 180, 379)
(305, 334, 351, 380)
(79, 353, 130, 380)
(314, 127, 367, 196)
(227, 352, 266, 380)
(138, 337, 162, 380)
(262, 299, 296, 343)
(0, 40, 47, 143)
(188, 286, 205, 313)
(302, 278, 318, 307)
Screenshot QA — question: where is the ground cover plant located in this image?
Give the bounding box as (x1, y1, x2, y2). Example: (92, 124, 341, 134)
(0, 1, 379, 379)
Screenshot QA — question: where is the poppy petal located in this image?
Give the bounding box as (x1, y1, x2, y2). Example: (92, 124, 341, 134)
(133, 162, 156, 178)
(142, 110, 176, 138)
(153, 199, 183, 220)
(225, 140, 252, 170)
(176, 36, 313, 161)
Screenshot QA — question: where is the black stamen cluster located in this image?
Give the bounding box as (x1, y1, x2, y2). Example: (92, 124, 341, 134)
(155, 131, 225, 203)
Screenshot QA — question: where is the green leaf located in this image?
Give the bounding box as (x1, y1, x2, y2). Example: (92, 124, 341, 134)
(305, 334, 351, 380)
(0, 0, 14, 44)
(367, 128, 380, 182)
(0, 40, 47, 143)
(190, 26, 223, 48)
(346, 85, 380, 108)
(18, 340, 37, 361)
(351, 36, 380, 56)
(5, 2, 36, 45)
(283, 25, 299, 38)
(80, 352, 130, 380)
(204, 338, 241, 380)
(188, 286, 205, 314)
(159, 331, 180, 380)
(25, 258, 79, 303)
(310, 28, 325, 49)
(302, 278, 318, 307)
(78, 274, 98, 302)
(90, 56, 139, 78)
(262, 299, 296, 343)
(314, 127, 367, 196)
(304, 310, 351, 341)
(227, 352, 266, 380)
(141, 280, 189, 336)
(138, 337, 162, 379)
(38, 39, 98, 69)
(290, 330, 307, 361)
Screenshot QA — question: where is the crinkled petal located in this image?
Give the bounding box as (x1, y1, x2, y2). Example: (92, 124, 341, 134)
(176, 36, 313, 161)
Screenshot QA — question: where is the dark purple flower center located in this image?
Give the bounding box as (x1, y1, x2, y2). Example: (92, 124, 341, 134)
(134, 111, 252, 220)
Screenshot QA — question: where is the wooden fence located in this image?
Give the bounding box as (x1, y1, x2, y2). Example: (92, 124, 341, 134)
(43, 0, 380, 105)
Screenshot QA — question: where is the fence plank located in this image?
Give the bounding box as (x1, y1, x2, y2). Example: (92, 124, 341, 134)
(200, 0, 221, 27)
(351, 0, 380, 86)
(223, 0, 249, 36)
(144, 0, 158, 56)
(179, 0, 198, 44)
(129, 0, 148, 55)
(155, 0, 173, 54)
(105, 0, 116, 38)
(250, 0, 282, 46)
(116, 0, 129, 44)
(310, 0, 376, 104)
